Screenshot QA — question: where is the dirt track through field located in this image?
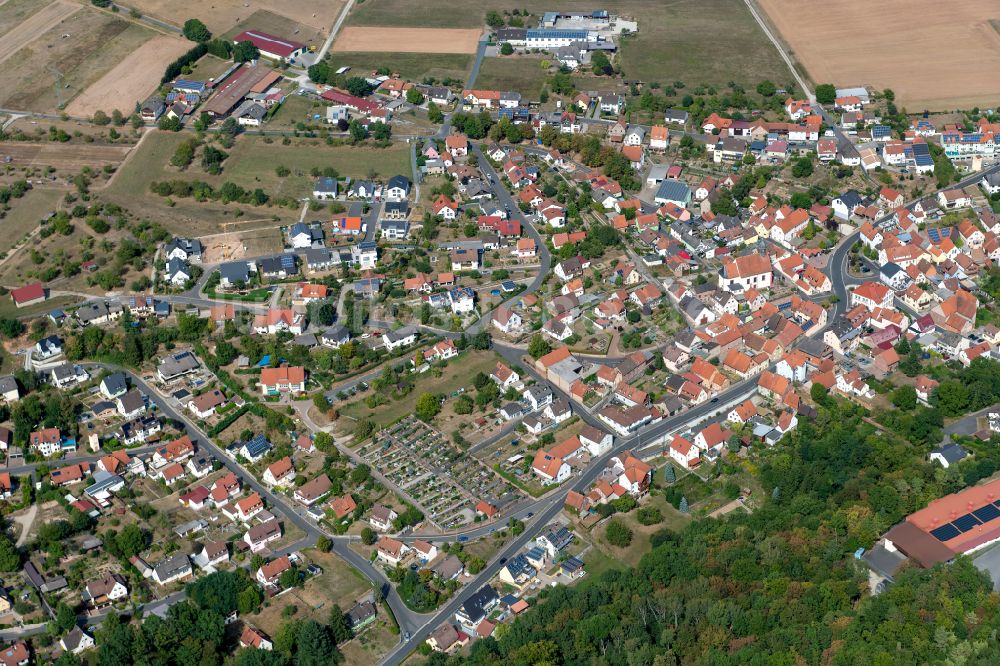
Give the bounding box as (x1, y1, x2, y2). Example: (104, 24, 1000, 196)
(332, 27, 481, 54)
(65, 35, 191, 116)
(0, 143, 131, 170)
(126, 0, 337, 36)
(755, 0, 1000, 109)
(0, 0, 79, 64)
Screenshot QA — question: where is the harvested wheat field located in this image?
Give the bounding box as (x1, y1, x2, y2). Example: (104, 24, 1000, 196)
(126, 0, 339, 36)
(0, 8, 154, 112)
(0, 0, 80, 64)
(332, 27, 481, 54)
(0, 143, 132, 171)
(756, 0, 1000, 109)
(65, 35, 192, 116)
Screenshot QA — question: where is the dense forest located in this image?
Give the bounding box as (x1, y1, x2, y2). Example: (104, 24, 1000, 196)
(429, 359, 1000, 665)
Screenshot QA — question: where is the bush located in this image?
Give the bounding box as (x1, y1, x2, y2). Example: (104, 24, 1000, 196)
(605, 518, 633, 547)
(636, 506, 663, 526)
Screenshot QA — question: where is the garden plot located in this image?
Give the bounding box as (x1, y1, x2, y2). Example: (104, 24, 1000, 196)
(357, 416, 522, 528)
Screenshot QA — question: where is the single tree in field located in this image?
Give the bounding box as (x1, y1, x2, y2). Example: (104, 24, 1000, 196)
(182, 18, 212, 42)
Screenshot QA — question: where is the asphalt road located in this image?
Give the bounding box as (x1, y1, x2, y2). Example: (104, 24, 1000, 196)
(79, 363, 426, 638)
(35, 133, 1000, 661)
(466, 39, 489, 90)
(466, 143, 552, 335)
(378, 370, 758, 665)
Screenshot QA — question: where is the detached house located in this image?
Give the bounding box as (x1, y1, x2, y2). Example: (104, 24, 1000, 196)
(376, 537, 411, 566)
(669, 435, 700, 469)
(235, 493, 265, 522)
(531, 449, 570, 485)
(256, 555, 291, 587)
(262, 457, 296, 487)
(259, 365, 306, 395)
(492, 306, 522, 334)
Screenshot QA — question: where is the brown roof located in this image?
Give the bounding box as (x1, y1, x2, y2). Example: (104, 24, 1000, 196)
(885, 521, 955, 568)
(246, 519, 281, 544)
(203, 63, 278, 116)
(265, 456, 294, 481)
(295, 474, 332, 502)
(258, 555, 290, 582)
(377, 536, 406, 558)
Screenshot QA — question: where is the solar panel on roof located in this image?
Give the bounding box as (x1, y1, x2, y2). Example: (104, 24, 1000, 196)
(953, 513, 982, 533)
(973, 504, 1000, 523)
(931, 524, 960, 541)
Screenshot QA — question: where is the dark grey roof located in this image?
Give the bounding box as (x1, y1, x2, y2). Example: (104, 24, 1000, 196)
(293, 333, 318, 348)
(235, 100, 266, 121)
(387, 175, 411, 192)
(159, 351, 199, 378)
(321, 326, 350, 343)
(346, 600, 377, 627)
(881, 262, 905, 278)
(219, 261, 251, 283)
(384, 326, 417, 343)
(166, 257, 190, 277)
(461, 585, 498, 623)
(0, 376, 17, 395)
(258, 256, 286, 274)
(836, 190, 864, 208)
(62, 626, 92, 651)
(37, 335, 62, 353)
(932, 443, 967, 464)
(51, 363, 80, 382)
(304, 247, 334, 266)
(500, 403, 523, 417)
(495, 28, 526, 41)
(383, 201, 409, 214)
(166, 237, 202, 255)
(76, 302, 109, 323)
(314, 177, 338, 193)
(863, 542, 908, 580)
(102, 373, 128, 396)
(348, 180, 376, 195)
(153, 553, 191, 581)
